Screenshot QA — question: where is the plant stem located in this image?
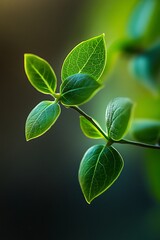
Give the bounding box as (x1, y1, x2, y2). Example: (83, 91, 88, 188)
(70, 106, 160, 150)
(116, 139, 160, 150)
(70, 106, 108, 141)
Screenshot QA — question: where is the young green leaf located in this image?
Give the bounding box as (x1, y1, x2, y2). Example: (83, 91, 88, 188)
(105, 97, 134, 141)
(80, 116, 104, 139)
(79, 144, 124, 204)
(25, 101, 61, 141)
(61, 34, 107, 82)
(60, 73, 101, 106)
(24, 54, 57, 95)
(131, 119, 160, 144)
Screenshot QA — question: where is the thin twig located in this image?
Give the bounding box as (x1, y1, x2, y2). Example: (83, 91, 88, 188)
(116, 139, 160, 150)
(70, 106, 160, 150)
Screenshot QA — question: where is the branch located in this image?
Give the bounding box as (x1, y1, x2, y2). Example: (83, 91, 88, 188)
(69, 106, 160, 150)
(70, 106, 108, 141)
(117, 139, 160, 150)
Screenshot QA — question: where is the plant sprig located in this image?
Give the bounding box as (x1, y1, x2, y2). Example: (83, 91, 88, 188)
(24, 34, 160, 204)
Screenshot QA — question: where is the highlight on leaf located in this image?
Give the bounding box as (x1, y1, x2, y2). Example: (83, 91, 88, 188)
(61, 34, 107, 82)
(80, 116, 104, 139)
(25, 101, 61, 141)
(105, 97, 134, 141)
(60, 73, 101, 106)
(24, 54, 57, 95)
(79, 144, 124, 204)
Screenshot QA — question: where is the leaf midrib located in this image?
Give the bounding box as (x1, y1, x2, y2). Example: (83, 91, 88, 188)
(88, 145, 106, 201)
(77, 38, 102, 75)
(62, 85, 98, 97)
(31, 64, 55, 94)
(27, 102, 54, 139)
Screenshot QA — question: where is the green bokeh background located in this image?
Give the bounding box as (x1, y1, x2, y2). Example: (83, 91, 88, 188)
(1, 0, 160, 239)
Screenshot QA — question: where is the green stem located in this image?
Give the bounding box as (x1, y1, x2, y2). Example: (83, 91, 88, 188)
(70, 106, 108, 141)
(116, 139, 160, 150)
(70, 106, 160, 150)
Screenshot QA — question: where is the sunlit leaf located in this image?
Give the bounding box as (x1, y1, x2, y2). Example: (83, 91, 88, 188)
(61, 34, 107, 82)
(131, 119, 160, 144)
(80, 116, 104, 139)
(79, 144, 124, 204)
(60, 73, 101, 106)
(105, 97, 134, 141)
(24, 54, 57, 95)
(25, 101, 61, 141)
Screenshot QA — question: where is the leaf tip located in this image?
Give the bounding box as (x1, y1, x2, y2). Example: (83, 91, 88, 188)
(25, 131, 32, 141)
(83, 195, 92, 204)
(24, 53, 31, 62)
(25, 135, 31, 142)
(102, 33, 105, 38)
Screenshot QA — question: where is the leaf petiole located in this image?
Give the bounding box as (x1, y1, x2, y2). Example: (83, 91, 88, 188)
(70, 106, 160, 150)
(116, 139, 160, 150)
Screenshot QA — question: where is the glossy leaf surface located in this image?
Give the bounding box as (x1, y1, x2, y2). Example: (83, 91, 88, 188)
(131, 119, 160, 144)
(60, 73, 100, 106)
(79, 144, 124, 204)
(24, 54, 57, 95)
(105, 97, 134, 141)
(61, 34, 106, 81)
(80, 116, 104, 139)
(25, 101, 61, 141)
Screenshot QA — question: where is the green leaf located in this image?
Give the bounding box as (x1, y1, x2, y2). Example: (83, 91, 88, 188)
(24, 54, 57, 95)
(127, 0, 156, 40)
(80, 116, 104, 139)
(79, 144, 124, 204)
(25, 101, 61, 141)
(105, 97, 134, 141)
(129, 42, 160, 93)
(60, 73, 101, 106)
(61, 34, 107, 82)
(131, 119, 160, 144)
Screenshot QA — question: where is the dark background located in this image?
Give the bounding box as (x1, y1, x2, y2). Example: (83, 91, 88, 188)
(1, 0, 160, 239)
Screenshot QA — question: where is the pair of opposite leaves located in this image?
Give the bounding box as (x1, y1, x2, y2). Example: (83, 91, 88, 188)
(24, 34, 106, 141)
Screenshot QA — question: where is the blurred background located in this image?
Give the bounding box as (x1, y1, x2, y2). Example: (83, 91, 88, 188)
(1, 0, 160, 239)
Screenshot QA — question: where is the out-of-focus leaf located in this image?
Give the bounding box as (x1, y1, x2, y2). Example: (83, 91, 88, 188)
(127, 0, 156, 40)
(131, 119, 160, 144)
(130, 42, 160, 93)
